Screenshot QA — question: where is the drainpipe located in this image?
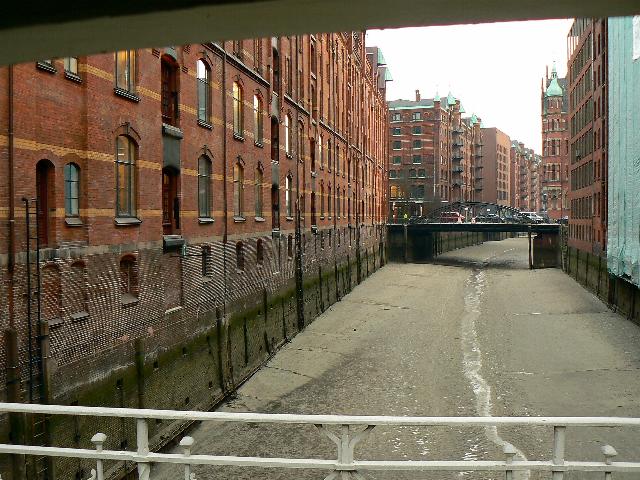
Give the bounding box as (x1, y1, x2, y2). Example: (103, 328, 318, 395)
(7, 65, 15, 323)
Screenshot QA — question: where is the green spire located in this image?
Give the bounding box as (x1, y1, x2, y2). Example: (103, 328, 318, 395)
(470, 113, 478, 126)
(447, 91, 456, 106)
(545, 61, 563, 97)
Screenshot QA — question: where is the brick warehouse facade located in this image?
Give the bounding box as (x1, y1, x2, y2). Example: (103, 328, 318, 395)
(0, 33, 389, 480)
(540, 62, 570, 221)
(480, 127, 511, 206)
(387, 91, 483, 220)
(510, 140, 542, 213)
(567, 18, 608, 255)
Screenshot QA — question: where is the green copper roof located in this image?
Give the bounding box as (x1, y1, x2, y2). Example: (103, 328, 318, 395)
(447, 91, 456, 106)
(545, 62, 563, 97)
(384, 68, 393, 81)
(377, 49, 387, 66)
(470, 113, 478, 125)
(459, 104, 466, 114)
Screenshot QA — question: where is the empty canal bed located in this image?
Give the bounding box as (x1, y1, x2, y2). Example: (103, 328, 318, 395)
(154, 237, 640, 480)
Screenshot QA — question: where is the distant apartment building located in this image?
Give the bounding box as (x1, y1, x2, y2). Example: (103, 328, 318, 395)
(510, 141, 541, 212)
(481, 127, 511, 206)
(540, 62, 570, 221)
(567, 18, 608, 254)
(387, 91, 483, 219)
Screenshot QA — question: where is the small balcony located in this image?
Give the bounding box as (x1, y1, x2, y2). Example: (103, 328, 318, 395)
(452, 166, 464, 173)
(453, 140, 464, 147)
(453, 153, 463, 160)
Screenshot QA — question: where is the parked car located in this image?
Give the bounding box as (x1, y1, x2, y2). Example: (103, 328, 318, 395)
(536, 212, 551, 223)
(502, 212, 520, 223)
(440, 211, 465, 223)
(519, 211, 544, 224)
(473, 213, 503, 223)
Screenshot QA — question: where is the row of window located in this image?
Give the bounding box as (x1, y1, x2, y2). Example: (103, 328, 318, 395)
(391, 126, 423, 135)
(390, 111, 426, 122)
(389, 169, 428, 179)
(392, 140, 424, 150)
(391, 155, 425, 165)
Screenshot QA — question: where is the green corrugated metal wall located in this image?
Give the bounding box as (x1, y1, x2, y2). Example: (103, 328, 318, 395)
(607, 16, 640, 285)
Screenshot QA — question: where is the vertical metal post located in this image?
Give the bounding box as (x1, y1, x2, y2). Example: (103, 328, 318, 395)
(23, 198, 34, 402)
(601, 445, 617, 480)
(552, 425, 566, 480)
(528, 227, 533, 270)
(91, 433, 107, 480)
(504, 443, 516, 480)
(136, 419, 150, 480)
(180, 436, 195, 480)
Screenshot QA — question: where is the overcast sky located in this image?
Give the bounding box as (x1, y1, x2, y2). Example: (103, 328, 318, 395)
(366, 19, 573, 153)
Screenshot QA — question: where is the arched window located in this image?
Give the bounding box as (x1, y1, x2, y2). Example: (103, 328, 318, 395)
(270, 116, 279, 161)
(327, 184, 332, 216)
(197, 59, 211, 124)
(287, 235, 293, 258)
(236, 242, 245, 271)
(272, 47, 280, 92)
(285, 174, 293, 218)
(161, 55, 179, 126)
(253, 95, 263, 144)
(337, 188, 341, 218)
(255, 166, 264, 218)
(298, 122, 305, 161)
(234, 161, 244, 218)
(256, 239, 264, 265)
(198, 156, 212, 218)
(233, 82, 243, 136)
(285, 114, 291, 155)
(64, 163, 80, 218)
(115, 50, 136, 92)
(320, 182, 325, 217)
(310, 137, 316, 172)
(318, 136, 323, 169)
(115, 136, 136, 217)
(120, 255, 138, 303)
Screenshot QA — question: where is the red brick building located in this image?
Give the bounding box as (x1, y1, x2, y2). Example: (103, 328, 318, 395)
(480, 127, 511, 206)
(540, 62, 570, 221)
(567, 18, 608, 254)
(510, 140, 542, 212)
(0, 34, 388, 480)
(387, 91, 483, 219)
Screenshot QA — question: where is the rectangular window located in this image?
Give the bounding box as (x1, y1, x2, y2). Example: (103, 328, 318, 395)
(393, 141, 401, 150)
(392, 156, 401, 165)
(412, 126, 421, 134)
(392, 127, 401, 136)
(412, 112, 421, 120)
(413, 140, 422, 149)
(115, 50, 135, 92)
(392, 113, 401, 121)
(412, 155, 422, 164)
(64, 57, 78, 75)
(389, 170, 397, 179)
(418, 168, 426, 178)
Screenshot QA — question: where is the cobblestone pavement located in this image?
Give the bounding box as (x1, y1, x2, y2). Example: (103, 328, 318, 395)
(153, 238, 640, 480)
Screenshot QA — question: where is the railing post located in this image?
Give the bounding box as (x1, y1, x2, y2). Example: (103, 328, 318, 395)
(552, 425, 566, 480)
(503, 443, 516, 480)
(91, 433, 107, 480)
(180, 436, 195, 480)
(601, 444, 617, 480)
(136, 418, 150, 480)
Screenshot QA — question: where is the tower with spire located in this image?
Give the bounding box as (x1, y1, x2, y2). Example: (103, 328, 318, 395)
(540, 61, 569, 221)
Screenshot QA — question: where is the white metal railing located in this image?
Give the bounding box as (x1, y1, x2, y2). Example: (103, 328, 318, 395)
(1, 402, 640, 480)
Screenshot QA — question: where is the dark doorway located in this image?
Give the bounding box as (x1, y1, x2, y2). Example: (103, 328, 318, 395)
(36, 160, 55, 247)
(162, 167, 180, 235)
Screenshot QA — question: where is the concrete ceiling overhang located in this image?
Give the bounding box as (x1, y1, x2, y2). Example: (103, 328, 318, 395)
(2, 0, 639, 65)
